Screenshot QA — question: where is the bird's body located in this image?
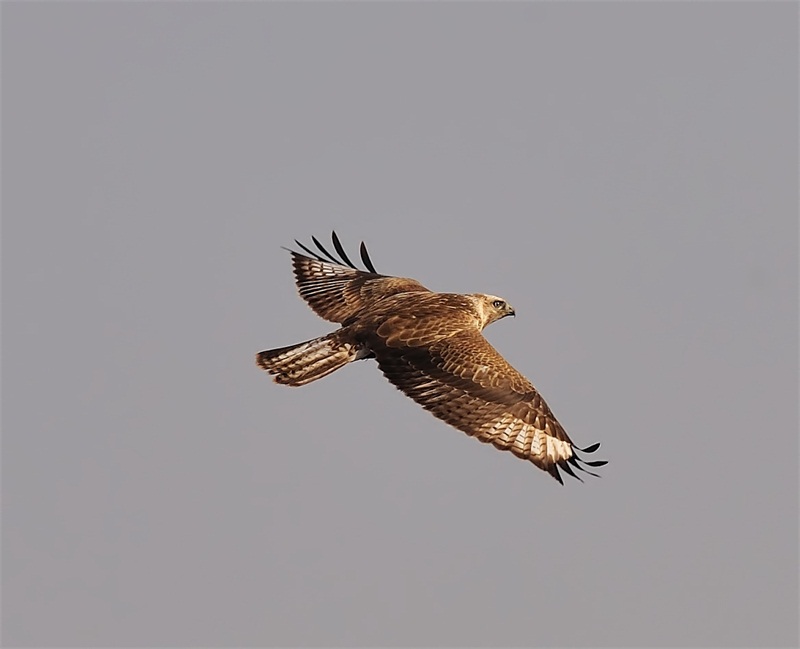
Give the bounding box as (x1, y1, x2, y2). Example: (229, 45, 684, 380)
(256, 232, 606, 483)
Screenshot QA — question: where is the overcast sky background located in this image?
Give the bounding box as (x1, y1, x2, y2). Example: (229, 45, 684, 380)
(3, 3, 798, 647)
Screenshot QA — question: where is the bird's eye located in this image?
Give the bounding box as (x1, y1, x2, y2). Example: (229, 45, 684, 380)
(492, 300, 504, 308)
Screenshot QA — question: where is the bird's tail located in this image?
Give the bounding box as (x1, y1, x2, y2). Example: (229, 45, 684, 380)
(256, 332, 360, 386)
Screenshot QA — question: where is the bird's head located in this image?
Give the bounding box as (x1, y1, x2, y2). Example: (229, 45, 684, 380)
(473, 294, 515, 328)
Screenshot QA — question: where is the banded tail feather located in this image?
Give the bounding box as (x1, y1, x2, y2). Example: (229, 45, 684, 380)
(256, 333, 365, 386)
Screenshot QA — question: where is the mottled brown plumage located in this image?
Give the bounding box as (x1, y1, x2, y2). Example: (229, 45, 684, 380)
(257, 232, 606, 483)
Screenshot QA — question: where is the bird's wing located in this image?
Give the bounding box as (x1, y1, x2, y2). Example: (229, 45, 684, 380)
(288, 232, 429, 324)
(372, 329, 606, 483)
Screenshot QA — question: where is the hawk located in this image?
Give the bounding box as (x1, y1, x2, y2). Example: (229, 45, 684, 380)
(256, 232, 606, 483)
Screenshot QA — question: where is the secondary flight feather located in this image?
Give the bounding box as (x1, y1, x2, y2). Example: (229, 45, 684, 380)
(256, 232, 606, 484)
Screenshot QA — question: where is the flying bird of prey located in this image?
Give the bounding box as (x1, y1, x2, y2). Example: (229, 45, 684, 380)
(256, 232, 606, 483)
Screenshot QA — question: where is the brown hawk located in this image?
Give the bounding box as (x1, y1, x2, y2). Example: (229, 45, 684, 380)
(256, 232, 606, 484)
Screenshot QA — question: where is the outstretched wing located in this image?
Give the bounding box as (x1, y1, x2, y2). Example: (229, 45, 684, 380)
(372, 330, 606, 483)
(289, 232, 430, 324)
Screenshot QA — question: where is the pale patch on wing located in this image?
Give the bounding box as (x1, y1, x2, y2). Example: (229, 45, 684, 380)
(478, 414, 573, 463)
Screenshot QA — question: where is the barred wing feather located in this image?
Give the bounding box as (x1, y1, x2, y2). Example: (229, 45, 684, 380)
(373, 331, 607, 483)
(289, 232, 429, 324)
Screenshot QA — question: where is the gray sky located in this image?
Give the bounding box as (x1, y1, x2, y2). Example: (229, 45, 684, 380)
(3, 2, 797, 647)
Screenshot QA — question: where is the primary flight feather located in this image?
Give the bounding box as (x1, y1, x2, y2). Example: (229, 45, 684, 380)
(256, 232, 606, 484)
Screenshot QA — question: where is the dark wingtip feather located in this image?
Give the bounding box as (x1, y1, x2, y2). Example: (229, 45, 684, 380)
(360, 241, 378, 273)
(330, 231, 356, 269)
(311, 236, 339, 264)
(567, 456, 602, 478)
(288, 234, 379, 273)
(293, 239, 327, 262)
(560, 442, 607, 481)
(585, 460, 608, 467)
(559, 460, 584, 482)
